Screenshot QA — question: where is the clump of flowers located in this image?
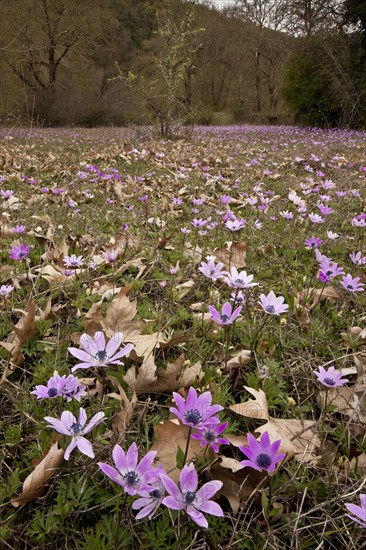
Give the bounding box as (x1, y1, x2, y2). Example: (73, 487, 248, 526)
(31, 372, 87, 401)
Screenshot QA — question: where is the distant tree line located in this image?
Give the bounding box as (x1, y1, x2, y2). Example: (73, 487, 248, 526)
(0, 0, 365, 129)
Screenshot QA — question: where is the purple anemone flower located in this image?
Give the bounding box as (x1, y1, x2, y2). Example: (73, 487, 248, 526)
(340, 274, 364, 293)
(314, 366, 349, 388)
(198, 256, 226, 280)
(191, 420, 229, 453)
(161, 463, 223, 528)
(98, 443, 157, 496)
(103, 249, 119, 263)
(239, 431, 285, 472)
(0, 284, 14, 297)
(304, 236, 323, 249)
(9, 242, 30, 260)
(208, 301, 242, 326)
(68, 331, 134, 372)
(44, 408, 105, 460)
(170, 387, 223, 428)
(345, 493, 366, 528)
(132, 471, 166, 520)
(258, 291, 289, 315)
(319, 260, 344, 280)
(224, 267, 258, 289)
(350, 251, 366, 266)
(63, 254, 84, 268)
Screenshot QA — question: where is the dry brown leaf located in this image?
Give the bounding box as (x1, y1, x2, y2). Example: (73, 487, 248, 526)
(230, 387, 320, 463)
(295, 285, 340, 309)
(227, 350, 252, 369)
(11, 441, 64, 507)
(13, 299, 37, 343)
(350, 453, 366, 473)
(318, 387, 366, 424)
(151, 420, 205, 482)
(211, 240, 247, 270)
(104, 287, 137, 331)
(123, 354, 203, 393)
(182, 241, 202, 263)
(230, 387, 269, 421)
(175, 279, 195, 300)
(107, 375, 137, 445)
(39, 265, 69, 285)
(209, 459, 265, 515)
(0, 299, 37, 375)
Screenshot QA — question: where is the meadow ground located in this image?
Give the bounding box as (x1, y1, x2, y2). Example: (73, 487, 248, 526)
(0, 124, 365, 549)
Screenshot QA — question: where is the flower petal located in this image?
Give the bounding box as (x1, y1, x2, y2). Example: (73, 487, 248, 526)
(186, 507, 208, 528)
(180, 464, 198, 493)
(160, 475, 182, 502)
(98, 462, 124, 486)
(83, 411, 105, 433)
(64, 439, 78, 460)
(112, 444, 127, 473)
(162, 496, 185, 511)
(76, 436, 94, 458)
(105, 332, 123, 356)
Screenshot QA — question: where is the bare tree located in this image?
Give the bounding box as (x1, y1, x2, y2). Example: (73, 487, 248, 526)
(0, 0, 104, 121)
(234, 1, 291, 117)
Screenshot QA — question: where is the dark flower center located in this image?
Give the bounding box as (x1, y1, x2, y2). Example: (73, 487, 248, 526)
(209, 269, 216, 276)
(149, 488, 162, 499)
(220, 314, 229, 323)
(47, 387, 58, 397)
(204, 430, 216, 443)
(19, 252, 26, 259)
(325, 270, 332, 276)
(184, 409, 202, 425)
(123, 471, 139, 487)
(183, 491, 196, 504)
(235, 278, 244, 285)
(95, 350, 108, 362)
(70, 422, 82, 434)
(256, 453, 272, 469)
(265, 305, 275, 313)
(323, 377, 336, 386)
(347, 284, 354, 289)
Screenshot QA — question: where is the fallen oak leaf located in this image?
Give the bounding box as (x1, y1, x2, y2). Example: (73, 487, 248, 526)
(230, 387, 320, 463)
(150, 419, 204, 483)
(11, 440, 64, 507)
(209, 458, 266, 515)
(107, 375, 137, 445)
(210, 240, 247, 270)
(123, 354, 203, 393)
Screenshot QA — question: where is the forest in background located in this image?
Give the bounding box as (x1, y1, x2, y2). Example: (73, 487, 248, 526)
(0, 0, 365, 130)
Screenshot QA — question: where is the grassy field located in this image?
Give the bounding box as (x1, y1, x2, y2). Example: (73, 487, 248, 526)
(0, 124, 365, 549)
